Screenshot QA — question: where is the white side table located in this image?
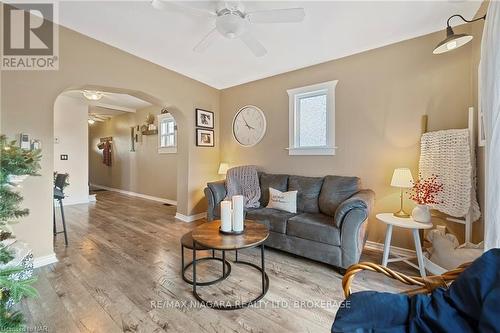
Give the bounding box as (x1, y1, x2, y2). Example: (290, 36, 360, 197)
(376, 213, 433, 277)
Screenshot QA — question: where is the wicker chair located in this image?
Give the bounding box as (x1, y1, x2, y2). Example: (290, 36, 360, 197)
(342, 261, 471, 298)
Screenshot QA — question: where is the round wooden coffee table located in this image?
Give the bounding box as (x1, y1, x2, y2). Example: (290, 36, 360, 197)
(191, 220, 269, 310)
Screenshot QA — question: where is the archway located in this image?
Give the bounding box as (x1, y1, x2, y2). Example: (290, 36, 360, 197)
(53, 85, 189, 216)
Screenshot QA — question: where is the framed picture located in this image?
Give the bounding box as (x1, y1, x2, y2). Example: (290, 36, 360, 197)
(196, 108, 214, 129)
(196, 129, 214, 147)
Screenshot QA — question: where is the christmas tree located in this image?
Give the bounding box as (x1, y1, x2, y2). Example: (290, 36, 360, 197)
(0, 134, 41, 331)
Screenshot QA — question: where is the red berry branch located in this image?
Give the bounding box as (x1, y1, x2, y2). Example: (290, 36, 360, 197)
(409, 173, 444, 205)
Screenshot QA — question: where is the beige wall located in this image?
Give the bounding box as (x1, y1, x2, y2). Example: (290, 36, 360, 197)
(1, 23, 220, 259)
(89, 106, 178, 202)
(54, 95, 90, 205)
(219, 25, 482, 249)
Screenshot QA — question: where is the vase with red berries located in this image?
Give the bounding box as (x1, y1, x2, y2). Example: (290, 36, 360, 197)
(409, 174, 444, 223)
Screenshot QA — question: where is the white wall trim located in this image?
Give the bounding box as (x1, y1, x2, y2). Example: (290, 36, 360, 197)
(175, 212, 206, 223)
(33, 252, 58, 268)
(364, 240, 416, 257)
(90, 184, 177, 206)
(55, 197, 90, 207)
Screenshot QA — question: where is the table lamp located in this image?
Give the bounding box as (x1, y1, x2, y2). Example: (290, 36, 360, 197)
(218, 163, 229, 176)
(391, 168, 414, 218)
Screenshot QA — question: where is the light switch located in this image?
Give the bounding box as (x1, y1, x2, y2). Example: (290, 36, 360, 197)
(60, 154, 68, 160)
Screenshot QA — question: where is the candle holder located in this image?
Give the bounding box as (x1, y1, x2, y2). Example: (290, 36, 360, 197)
(219, 227, 245, 235)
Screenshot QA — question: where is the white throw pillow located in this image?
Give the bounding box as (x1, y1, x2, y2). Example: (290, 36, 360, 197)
(267, 187, 297, 213)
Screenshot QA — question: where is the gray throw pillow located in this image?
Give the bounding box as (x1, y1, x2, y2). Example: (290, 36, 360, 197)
(259, 173, 289, 207)
(288, 176, 324, 213)
(319, 176, 360, 216)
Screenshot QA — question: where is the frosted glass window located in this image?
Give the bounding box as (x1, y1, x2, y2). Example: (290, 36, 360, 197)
(287, 80, 337, 156)
(298, 94, 327, 147)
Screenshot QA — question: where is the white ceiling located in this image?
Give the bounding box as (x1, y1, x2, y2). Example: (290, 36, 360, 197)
(58, 1, 482, 89)
(63, 90, 152, 112)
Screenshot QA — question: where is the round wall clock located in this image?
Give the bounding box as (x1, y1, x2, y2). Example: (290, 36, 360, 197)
(232, 105, 267, 147)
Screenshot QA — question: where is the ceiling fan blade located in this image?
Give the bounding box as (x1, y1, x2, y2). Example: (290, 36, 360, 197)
(193, 28, 219, 53)
(247, 8, 305, 24)
(151, 0, 216, 18)
(240, 32, 267, 57)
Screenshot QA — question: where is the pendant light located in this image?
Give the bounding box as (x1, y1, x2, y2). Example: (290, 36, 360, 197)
(433, 14, 486, 54)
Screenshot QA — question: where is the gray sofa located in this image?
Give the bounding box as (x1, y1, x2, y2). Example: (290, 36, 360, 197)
(204, 173, 375, 270)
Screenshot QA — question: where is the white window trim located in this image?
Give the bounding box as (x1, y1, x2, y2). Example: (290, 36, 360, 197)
(158, 113, 177, 154)
(286, 80, 338, 156)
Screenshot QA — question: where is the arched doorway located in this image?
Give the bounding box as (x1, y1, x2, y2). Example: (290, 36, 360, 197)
(53, 85, 187, 212)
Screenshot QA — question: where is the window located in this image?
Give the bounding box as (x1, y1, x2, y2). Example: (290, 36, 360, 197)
(287, 80, 338, 155)
(158, 113, 177, 154)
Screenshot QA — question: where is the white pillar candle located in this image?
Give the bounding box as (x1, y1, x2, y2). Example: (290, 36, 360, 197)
(232, 195, 244, 232)
(220, 200, 232, 232)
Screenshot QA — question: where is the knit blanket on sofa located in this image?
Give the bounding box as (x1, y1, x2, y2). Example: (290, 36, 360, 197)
(225, 165, 261, 208)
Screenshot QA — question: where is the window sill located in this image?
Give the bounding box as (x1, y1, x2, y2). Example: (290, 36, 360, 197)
(158, 147, 177, 154)
(286, 146, 337, 156)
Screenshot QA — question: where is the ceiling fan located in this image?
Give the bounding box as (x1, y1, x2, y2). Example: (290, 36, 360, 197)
(151, 1, 306, 57)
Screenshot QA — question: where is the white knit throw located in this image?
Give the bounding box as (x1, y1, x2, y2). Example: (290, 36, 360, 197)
(225, 165, 261, 208)
(419, 129, 481, 220)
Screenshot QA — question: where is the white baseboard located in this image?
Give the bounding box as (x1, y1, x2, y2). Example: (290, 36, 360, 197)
(90, 184, 177, 206)
(175, 212, 206, 223)
(56, 197, 90, 207)
(33, 252, 58, 268)
(364, 240, 416, 257)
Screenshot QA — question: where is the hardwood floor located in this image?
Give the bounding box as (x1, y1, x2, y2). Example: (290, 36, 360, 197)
(21, 191, 417, 333)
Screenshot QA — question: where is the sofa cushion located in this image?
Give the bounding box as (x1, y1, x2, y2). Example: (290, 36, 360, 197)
(259, 173, 289, 207)
(288, 176, 324, 213)
(319, 176, 360, 217)
(246, 208, 296, 234)
(287, 213, 341, 246)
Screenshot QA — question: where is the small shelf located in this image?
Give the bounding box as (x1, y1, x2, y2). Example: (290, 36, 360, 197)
(141, 129, 158, 136)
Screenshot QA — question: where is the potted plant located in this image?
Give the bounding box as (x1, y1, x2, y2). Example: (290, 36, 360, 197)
(0, 134, 41, 330)
(409, 174, 444, 223)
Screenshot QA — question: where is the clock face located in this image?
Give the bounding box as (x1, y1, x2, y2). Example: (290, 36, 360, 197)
(232, 105, 267, 147)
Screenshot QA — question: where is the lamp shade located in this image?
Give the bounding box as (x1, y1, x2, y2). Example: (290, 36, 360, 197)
(218, 163, 229, 175)
(433, 26, 473, 54)
(391, 168, 414, 188)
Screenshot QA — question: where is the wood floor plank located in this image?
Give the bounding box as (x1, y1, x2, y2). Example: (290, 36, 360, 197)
(21, 191, 417, 333)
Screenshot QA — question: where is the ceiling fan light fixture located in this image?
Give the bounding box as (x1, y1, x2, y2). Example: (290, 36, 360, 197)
(216, 12, 248, 39)
(82, 90, 104, 101)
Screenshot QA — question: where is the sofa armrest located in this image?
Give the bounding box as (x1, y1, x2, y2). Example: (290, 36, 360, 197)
(205, 180, 226, 221)
(336, 190, 375, 268)
(334, 190, 374, 228)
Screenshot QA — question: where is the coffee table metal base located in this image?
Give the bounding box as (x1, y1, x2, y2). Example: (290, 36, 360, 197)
(192, 244, 269, 310)
(181, 246, 232, 286)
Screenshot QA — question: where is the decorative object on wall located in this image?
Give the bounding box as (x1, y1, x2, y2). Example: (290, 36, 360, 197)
(196, 108, 214, 129)
(433, 13, 486, 54)
(97, 137, 113, 166)
(196, 128, 214, 147)
(130, 127, 135, 152)
(390, 168, 414, 218)
(232, 105, 266, 147)
(141, 114, 158, 135)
